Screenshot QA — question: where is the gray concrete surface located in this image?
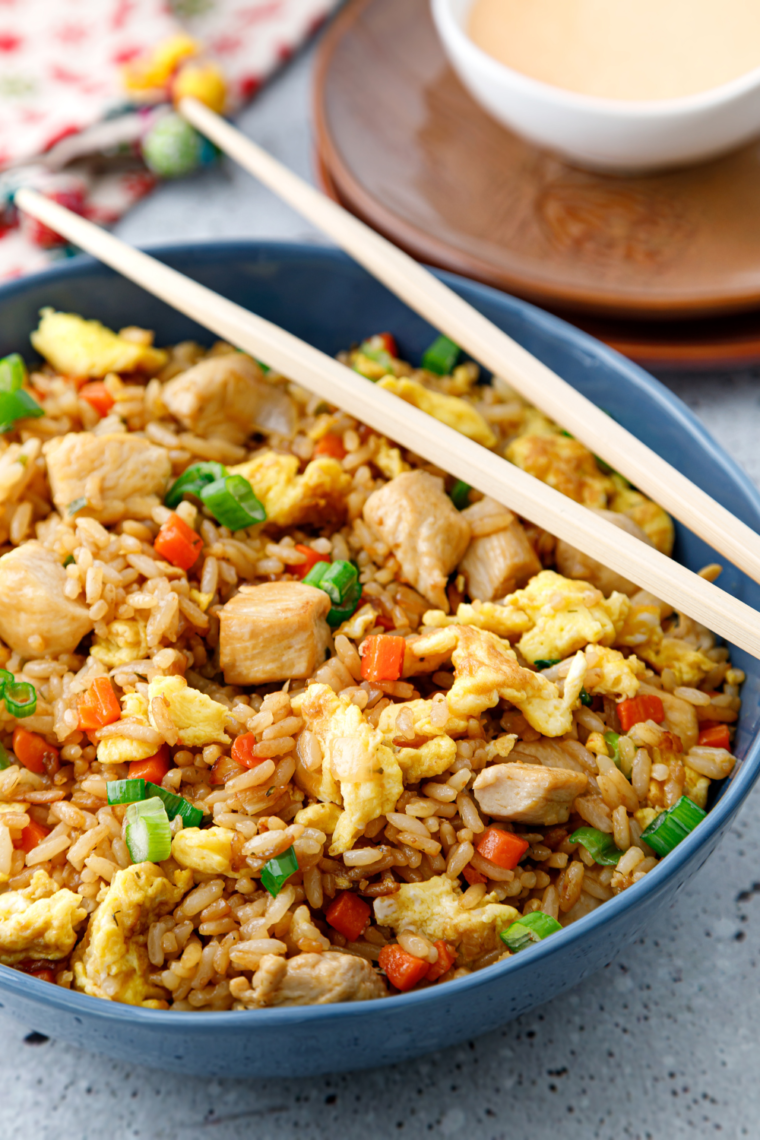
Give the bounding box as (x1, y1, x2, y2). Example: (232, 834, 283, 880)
(3, 36, 760, 1140)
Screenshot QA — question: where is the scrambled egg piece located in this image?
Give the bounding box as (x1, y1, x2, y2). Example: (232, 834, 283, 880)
(484, 734, 518, 762)
(684, 765, 710, 810)
(413, 624, 587, 737)
(31, 309, 167, 377)
(378, 699, 468, 741)
(374, 875, 519, 963)
(585, 645, 645, 700)
(504, 571, 629, 665)
(230, 451, 350, 527)
(377, 700, 462, 781)
(635, 806, 660, 831)
(616, 603, 662, 647)
(73, 863, 191, 1006)
(0, 870, 86, 965)
(335, 603, 377, 641)
(609, 476, 674, 556)
(422, 600, 531, 639)
(374, 439, 409, 480)
(507, 433, 613, 508)
(172, 826, 237, 876)
(294, 684, 404, 855)
(634, 630, 714, 687)
(97, 692, 157, 765)
(395, 736, 457, 783)
(90, 618, 148, 668)
(378, 376, 496, 448)
(295, 802, 343, 834)
(147, 675, 230, 747)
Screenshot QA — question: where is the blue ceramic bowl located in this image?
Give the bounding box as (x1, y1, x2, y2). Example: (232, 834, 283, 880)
(0, 242, 758, 1077)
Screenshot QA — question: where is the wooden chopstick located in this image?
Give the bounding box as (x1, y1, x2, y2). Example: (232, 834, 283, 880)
(179, 96, 760, 591)
(14, 186, 760, 661)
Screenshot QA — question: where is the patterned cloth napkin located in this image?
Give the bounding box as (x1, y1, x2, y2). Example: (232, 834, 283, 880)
(0, 0, 339, 279)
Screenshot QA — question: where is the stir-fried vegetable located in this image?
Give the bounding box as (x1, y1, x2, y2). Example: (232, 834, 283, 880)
(0, 743, 10, 771)
(0, 353, 43, 433)
(604, 731, 621, 765)
(293, 544, 330, 580)
(5, 682, 37, 720)
(425, 940, 456, 982)
(325, 891, 371, 942)
(617, 694, 665, 731)
(569, 826, 622, 865)
(302, 559, 362, 627)
(128, 745, 171, 784)
(107, 778, 147, 806)
(124, 797, 172, 864)
(422, 334, 460, 375)
(640, 795, 706, 856)
(378, 943, 430, 991)
(106, 776, 202, 827)
(500, 911, 563, 953)
(12, 727, 58, 775)
(20, 819, 50, 854)
(80, 381, 115, 418)
(77, 676, 121, 731)
(534, 658, 561, 670)
(199, 473, 266, 531)
(154, 512, 203, 570)
(165, 461, 227, 509)
(449, 479, 471, 510)
(475, 826, 530, 870)
(698, 724, 730, 749)
(361, 634, 406, 683)
(313, 433, 346, 460)
(261, 846, 299, 898)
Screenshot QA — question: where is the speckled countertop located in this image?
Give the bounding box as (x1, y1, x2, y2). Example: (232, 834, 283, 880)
(2, 37, 760, 1140)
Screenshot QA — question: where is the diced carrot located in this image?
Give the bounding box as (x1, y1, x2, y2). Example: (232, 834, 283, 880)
(361, 634, 406, 682)
(426, 940, 456, 982)
(294, 544, 330, 580)
(617, 694, 665, 731)
(376, 332, 398, 358)
(80, 381, 115, 418)
(325, 891, 371, 942)
(128, 744, 171, 784)
(476, 826, 530, 870)
(19, 819, 50, 854)
(19, 960, 55, 984)
(698, 724, 731, 750)
(231, 732, 264, 769)
(378, 943, 430, 992)
(373, 614, 395, 632)
(210, 755, 244, 785)
(462, 863, 486, 886)
(154, 512, 203, 571)
(77, 676, 121, 731)
(12, 727, 59, 776)
(314, 433, 346, 460)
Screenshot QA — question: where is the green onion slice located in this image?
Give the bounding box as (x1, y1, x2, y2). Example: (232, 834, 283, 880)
(0, 669, 13, 698)
(261, 845, 299, 898)
(534, 658, 561, 670)
(107, 778, 146, 806)
(67, 496, 88, 516)
(500, 911, 563, 953)
(0, 388, 43, 433)
(604, 731, 621, 764)
(5, 681, 36, 719)
(0, 743, 11, 771)
(569, 826, 622, 866)
(165, 461, 227, 509)
(63, 554, 75, 567)
(145, 781, 203, 828)
(358, 339, 394, 373)
(303, 560, 362, 626)
(579, 688, 592, 707)
(422, 334, 460, 375)
(326, 581, 362, 628)
(0, 354, 26, 393)
(199, 474, 266, 531)
(449, 480, 471, 511)
(124, 797, 172, 864)
(640, 795, 706, 857)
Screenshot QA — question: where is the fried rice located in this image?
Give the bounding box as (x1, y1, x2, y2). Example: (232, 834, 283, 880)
(0, 314, 741, 1010)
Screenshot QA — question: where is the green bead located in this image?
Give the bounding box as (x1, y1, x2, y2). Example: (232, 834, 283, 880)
(142, 114, 203, 179)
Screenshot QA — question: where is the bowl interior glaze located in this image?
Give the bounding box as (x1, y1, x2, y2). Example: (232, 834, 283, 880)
(0, 241, 758, 1077)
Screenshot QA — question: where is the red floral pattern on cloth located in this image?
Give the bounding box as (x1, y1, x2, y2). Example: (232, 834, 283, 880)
(0, 0, 339, 279)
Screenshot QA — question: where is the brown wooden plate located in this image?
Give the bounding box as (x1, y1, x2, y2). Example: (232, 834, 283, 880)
(314, 0, 760, 333)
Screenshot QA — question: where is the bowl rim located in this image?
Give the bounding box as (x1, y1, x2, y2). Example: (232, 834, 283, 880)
(1, 236, 759, 1030)
(432, 0, 760, 119)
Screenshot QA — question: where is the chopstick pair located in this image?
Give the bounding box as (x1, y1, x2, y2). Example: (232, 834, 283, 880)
(13, 183, 760, 660)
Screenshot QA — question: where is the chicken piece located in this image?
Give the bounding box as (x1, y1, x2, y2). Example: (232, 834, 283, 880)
(90, 617, 148, 667)
(97, 692, 156, 765)
(0, 870, 86, 965)
(633, 629, 715, 687)
(412, 624, 587, 737)
(172, 827, 238, 876)
(506, 433, 614, 509)
(377, 376, 496, 447)
(230, 451, 350, 528)
(0, 541, 93, 657)
(473, 762, 588, 826)
(584, 645, 645, 701)
(374, 875, 519, 963)
(293, 683, 404, 855)
(609, 475, 674, 556)
(43, 432, 171, 524)
(219, 582, 332, 685)
(161, 352, 295, 445)
(31, 309, 167, 377)
(363, 471, 470, 611)
(147, 675, 230, 747)
(555, 509, 654, 597)
(248, 952, 386, 1007)
(458, 498, 541, 602)
(73, 863, 192, 1006)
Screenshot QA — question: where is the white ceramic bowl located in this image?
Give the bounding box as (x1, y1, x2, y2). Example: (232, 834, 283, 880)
(431, 0, 760, 173)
